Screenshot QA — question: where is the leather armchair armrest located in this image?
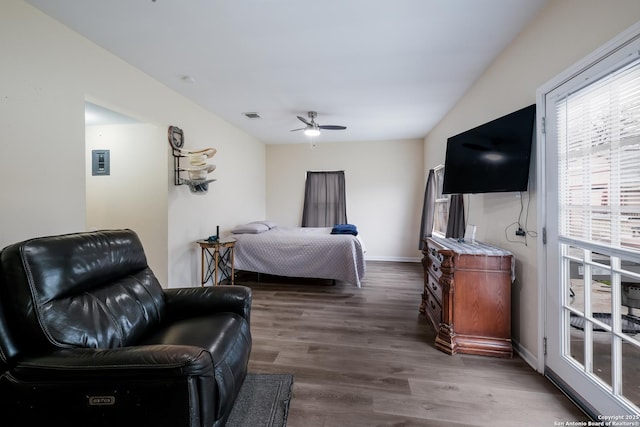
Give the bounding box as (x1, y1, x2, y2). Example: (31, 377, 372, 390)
(10, 345, 214, 380)
(163, 286, 252, 325)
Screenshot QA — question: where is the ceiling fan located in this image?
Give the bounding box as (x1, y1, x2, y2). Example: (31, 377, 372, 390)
(290, 111, 347, 137)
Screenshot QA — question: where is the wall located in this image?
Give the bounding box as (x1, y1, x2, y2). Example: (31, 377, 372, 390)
(423, 0, 640, 365)
(0, 0, 265, 288)
(167, 110, 266, 288)
(266, 139, 424, 261)
(86, 123, 168, 285)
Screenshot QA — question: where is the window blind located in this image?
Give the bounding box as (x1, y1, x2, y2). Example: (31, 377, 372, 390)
(556, 57, 640, 251)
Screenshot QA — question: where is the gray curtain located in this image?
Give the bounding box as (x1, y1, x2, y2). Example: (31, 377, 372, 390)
(445, 194, 465, 239)
(418, 169, 436, 250)
(301, 171, 347, 227)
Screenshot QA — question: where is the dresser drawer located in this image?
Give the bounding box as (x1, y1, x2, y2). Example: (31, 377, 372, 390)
(425, 288, 442, 330)
(428, 246, 444, 265)
(427, 273, 442, 304)
(428, 255, 442, 280)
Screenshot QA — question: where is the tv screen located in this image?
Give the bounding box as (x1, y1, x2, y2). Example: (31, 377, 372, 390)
(442, 104, 535, 194)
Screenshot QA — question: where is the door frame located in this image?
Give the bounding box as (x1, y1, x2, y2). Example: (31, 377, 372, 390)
(536, 21, 640, 414)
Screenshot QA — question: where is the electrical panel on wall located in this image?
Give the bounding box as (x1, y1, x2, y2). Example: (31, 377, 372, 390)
(92, 150, 110, 176)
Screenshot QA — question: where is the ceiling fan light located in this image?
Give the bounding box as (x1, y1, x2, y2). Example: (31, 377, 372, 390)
(304, 127, 320, 137)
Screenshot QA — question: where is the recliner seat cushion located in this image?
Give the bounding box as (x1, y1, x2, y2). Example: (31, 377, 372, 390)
(9, 345, 216, 380)
(140, 312, 251, 420)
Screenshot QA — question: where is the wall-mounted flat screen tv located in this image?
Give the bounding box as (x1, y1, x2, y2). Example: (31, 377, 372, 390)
(442, 104, 536, 194)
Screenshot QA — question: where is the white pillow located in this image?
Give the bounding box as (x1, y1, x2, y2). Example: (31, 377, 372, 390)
(250, 220, 277, 229)
(231, 223, 270, 234)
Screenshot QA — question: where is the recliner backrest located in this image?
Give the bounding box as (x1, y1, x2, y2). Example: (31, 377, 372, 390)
(0, 229, 165, 356)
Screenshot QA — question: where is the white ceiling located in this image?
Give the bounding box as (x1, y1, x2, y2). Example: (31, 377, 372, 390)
(85, 102, 140, 126)
(27, 0, 548, 144)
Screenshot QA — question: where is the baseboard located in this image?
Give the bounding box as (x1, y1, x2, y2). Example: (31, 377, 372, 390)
(512, 337, 540, 373)
(364, 256, 422, 262)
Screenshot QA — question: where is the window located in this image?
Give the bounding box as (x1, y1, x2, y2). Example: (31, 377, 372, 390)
(557, 57, 640, 251)
(419, 165, 452, 248)
(432, 165, 449, 236)
(301, 171, 347, 227)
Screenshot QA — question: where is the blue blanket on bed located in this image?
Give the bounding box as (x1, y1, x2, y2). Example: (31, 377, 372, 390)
(331, 223, 358, 236)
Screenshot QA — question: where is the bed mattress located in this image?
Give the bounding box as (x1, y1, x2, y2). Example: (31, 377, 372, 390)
(233, 227, 366, 287)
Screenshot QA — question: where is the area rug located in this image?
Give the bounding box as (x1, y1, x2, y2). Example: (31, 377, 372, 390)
(226, 373, 294, 427)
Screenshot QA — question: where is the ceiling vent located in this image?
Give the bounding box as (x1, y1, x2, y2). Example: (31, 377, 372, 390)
(243, 112, 262, 119)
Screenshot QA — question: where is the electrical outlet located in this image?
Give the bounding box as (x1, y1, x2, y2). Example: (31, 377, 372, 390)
(515, 228, 526, 236)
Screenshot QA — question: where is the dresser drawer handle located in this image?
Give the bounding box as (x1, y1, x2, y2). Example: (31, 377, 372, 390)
(432, 265, 439, 272)
(431, 282, 438, 292)
(430, 300, 436, 309)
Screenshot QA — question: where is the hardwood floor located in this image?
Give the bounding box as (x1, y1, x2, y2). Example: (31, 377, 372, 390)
(238, 261, 586, 426)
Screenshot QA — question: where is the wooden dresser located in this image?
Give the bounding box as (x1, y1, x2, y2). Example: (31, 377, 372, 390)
(420, 236, 513, 358)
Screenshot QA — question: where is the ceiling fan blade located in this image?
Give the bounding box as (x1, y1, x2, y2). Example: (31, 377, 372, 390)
(318, 125, 347, 130)
(290, 127, 306, 132)
(297, 116, 312, 126)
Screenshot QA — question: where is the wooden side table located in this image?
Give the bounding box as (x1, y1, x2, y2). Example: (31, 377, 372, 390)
(196, 238, 236, 286)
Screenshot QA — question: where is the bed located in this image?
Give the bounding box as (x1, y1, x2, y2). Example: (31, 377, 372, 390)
(231, 225, 366, 287)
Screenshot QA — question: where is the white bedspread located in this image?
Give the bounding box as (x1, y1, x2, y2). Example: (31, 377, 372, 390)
(233, 227, 366, 287)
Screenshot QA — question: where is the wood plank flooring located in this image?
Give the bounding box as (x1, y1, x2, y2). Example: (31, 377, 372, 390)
(238, 261, 586, 426)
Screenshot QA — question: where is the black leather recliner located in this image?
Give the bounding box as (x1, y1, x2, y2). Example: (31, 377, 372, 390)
(0, 229, 252, 427)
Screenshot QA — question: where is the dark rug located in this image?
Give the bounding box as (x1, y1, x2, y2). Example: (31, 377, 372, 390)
(226, 373, 294, 427)
(570, 312, 640, 334)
